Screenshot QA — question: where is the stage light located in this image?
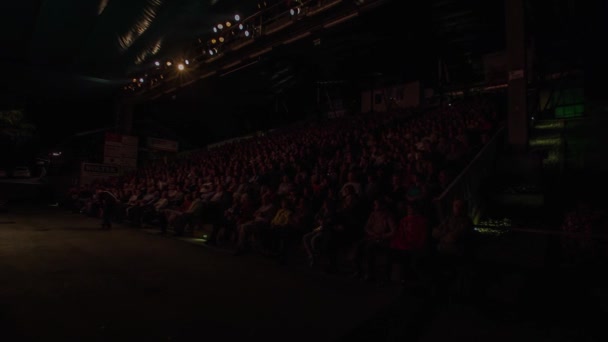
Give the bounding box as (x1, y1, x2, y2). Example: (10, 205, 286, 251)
(185, 59, 189, 65)
(219, 36, 225, 43)
(244, 30, 250, 37)
(226, 21, 232, 28)
(217, 23, 223, 30)
(139, 78, 144, 83)
(290, 7, 301, 16)
(132, 78, 137, 83)
(239, 23, 244, 30)
(213, 27, 217, 33)
(166, 60, 172, 66)
(209, 49, 214, 56)
(211, 38, 217, 44)
(234, 14, 240, 21)
(154, 61, 160, 66)
(177, 63, 185, 71)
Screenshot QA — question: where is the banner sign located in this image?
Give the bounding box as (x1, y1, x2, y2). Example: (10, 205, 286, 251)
(80, 163, 120, 185)
(104, 132, 138, 169)
(147, 137, 179, 152)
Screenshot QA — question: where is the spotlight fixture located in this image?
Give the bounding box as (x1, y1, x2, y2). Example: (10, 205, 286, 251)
(132, 78, 137, 83)
(154, 61, 160, 66)
(213, 27, 217, 33)
(219, 36, 225, 43)
(139, 78, 144, 83)
(238, 23, 244, 30)
(211, 38, 217, 44)
(290, 7, 301, 16)
(244, 30, 250, 37)
(234, 14, 240, 21)
(217, 23, 223, 30)
(209, 49, 214, 56)
(166, 60, 172, 66)
(177, 63, 185, 71)
(225, 21, 232, 28)
(185, 59, 189, 65)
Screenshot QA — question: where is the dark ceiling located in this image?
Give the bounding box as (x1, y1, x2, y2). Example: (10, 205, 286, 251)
(0, 0, 596, 147)
(0, 0, 511, 105)
(0, 0, 258, 104)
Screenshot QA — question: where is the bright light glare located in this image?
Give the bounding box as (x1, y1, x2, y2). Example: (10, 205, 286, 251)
(177, 63, 185, 71)
(234, 14, 240, 21)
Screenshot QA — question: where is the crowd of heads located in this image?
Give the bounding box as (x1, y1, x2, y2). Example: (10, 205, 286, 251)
(66, 98, 497, 256)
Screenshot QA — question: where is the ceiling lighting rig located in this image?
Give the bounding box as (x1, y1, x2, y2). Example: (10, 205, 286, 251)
(123, 0, 367, 95)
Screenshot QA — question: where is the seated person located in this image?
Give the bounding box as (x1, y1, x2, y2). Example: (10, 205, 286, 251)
(432, 198, 473, 257)
(262, 197, 293, 255)
(170, 195, 204, 236)
(212, 194, 255, 246)
(160, 192, 194, 233)
(234, 194, 277, 255)
(302, 198, 336, 267)
(353, 199, 396, 281)
(387, 203, 429, 283)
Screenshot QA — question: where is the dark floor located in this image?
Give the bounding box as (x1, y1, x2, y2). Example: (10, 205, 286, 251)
(2, 205, 607, 342)
(0, 205, 401, 342)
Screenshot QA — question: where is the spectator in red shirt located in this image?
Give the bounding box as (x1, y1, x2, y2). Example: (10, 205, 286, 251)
(386, 203, 429, 283)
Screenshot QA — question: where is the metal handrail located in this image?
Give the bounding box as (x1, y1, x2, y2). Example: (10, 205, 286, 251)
(435, 125, 505, 202)
(510, 228, 608, 239)
(432, 125, 506, 223)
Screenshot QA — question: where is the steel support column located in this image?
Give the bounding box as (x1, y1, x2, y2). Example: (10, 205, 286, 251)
(505, 0, 528, 150)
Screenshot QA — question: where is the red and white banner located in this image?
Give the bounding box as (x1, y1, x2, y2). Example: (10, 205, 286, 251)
(104, 132, 138, 169)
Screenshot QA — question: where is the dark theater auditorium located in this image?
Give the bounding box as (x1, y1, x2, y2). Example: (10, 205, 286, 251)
(0, 0, 606, 341)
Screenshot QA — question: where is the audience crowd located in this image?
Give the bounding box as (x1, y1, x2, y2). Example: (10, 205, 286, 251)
(64, 98, 498, 282)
